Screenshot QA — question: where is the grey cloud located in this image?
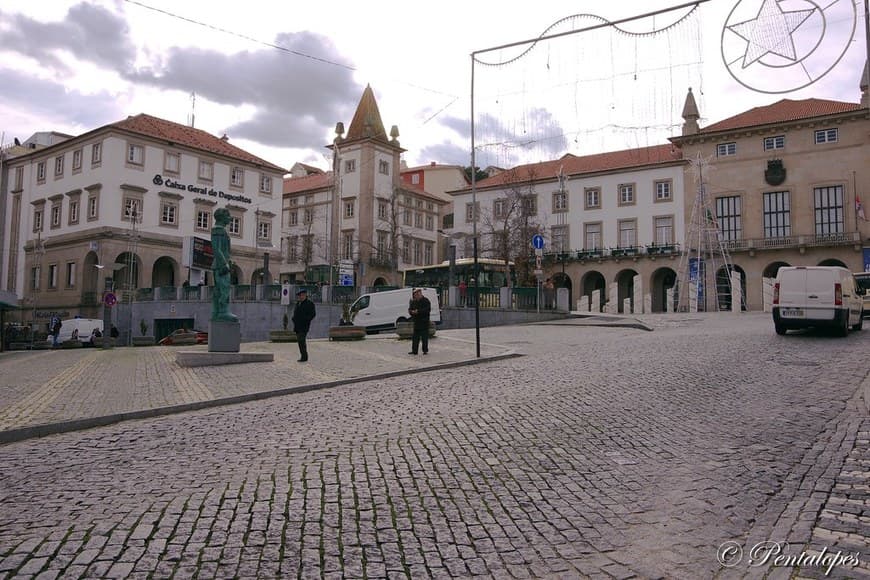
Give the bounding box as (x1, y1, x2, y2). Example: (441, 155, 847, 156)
(418, 142, 471, 167)
(0, 4, 135, 73)
(0, 68, 124, 130)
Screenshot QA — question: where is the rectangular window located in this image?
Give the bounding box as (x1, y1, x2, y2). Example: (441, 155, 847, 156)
(522, 195, 537, 216)
(30, 266, 40, 290)
(763, 135, 785, 151)
(814, 128, 838, 144)
(259, 174, 272, 193)
(345, 159, 356, 173)
(655, 180, 672, 201)
(584, 188, 600, 209)
(196, 210, 210, 230)
(288, 210, 298, 226)
(376, 232, 387, 259)
(33, 209, 43, 232)
(411, 174, 420, 185)
(424, 243, 433, 265)
(618, 183, 635, 205)
(413, 240, 422, 264)
(814, 185, 844, 235)
(36, 162, 46, 182)
(553, 191, 568, 212)
(72, 149, 82, 171)
(303, 209, 313, 224)
(763, 191, 791, 238)
(584, 222, 602, 250)
(165, 152, 180, 174)
(344, 201, 354, 219)
(378, 202, 387, 220)
(427, 202, 433, 211)
(343, 232, 354, 260)
(717, 142, 737, 157)
(379, 160, 389, 175)
(414, 213, 423, 228)
(551, 225, 568, 253)
(302, 235, 313, 261)
(66, 262, 76, 288)
(92, 142, 102, 164)
(716, 195, 742, 241)
(404, 209, 412, 226)
(654, 216, 674, 245)
(494, 199, 507, 219)
(231, 167, 244, 187)
(69, 200, 79, 225)
(160, 202, 177, 225)
(228, 216, 241, 236)
(287, 236, 298, 262)
(50, 204, 61, 228)
(48, 264, 58, 289)
(198, 160, 213, 181)
(425, 215, 434, 230)
(305, 194, 314, 205)
(618, 220, 636, 248)
(54, 155, 64, 177)
(258, 221, 271, 240)
(123, 198, 140, 222)
(403, 238, 410, 262)
(13, 166, 23, 190)
(88, 196, 98, 219)
(127, 144, 144, 165)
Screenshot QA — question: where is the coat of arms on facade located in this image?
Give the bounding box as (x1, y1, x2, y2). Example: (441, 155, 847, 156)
(765, 159, 786, 186)
(721, 0, 857, 93)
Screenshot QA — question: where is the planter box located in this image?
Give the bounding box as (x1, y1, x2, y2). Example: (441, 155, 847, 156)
(269, 330, 298, 343)
(328, 325, 366, 341)
(396, 321, 437, 340)
(92, 337, 116, 348)
(132, 336, 155, 346)
(61, 340, 83, 349)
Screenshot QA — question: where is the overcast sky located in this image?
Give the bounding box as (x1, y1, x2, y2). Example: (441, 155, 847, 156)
(0, 0, 866, 172)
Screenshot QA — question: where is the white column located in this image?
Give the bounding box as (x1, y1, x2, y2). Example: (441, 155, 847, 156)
(762, 277, 774, 312)
(730, 271, 742, 313)
(632, 274, 643, 314)
(608, 286, 619, 314)
(644, 293, 652, 314)
(591, 290, 601, 313)
(666, 287, 674, 313)
(578, 295, 590, 312)
(689, 282, 699, 313)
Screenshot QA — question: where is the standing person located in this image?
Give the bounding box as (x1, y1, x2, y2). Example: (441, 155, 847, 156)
(458, 279, 467, 307)
(292, 288, 316, 362)
(408, 288, 431, 355)
(544, 277, 555, 309)
(49, 315, 62, 347)
(110, 325, 119, 339)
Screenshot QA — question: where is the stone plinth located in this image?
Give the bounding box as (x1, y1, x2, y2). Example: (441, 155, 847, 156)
(209, 320, 240, 352)
(176, 351, 274, 367)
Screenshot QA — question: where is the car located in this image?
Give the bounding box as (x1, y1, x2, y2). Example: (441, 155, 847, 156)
(158, 328, 208, 346)
(854, 272, 870, 318)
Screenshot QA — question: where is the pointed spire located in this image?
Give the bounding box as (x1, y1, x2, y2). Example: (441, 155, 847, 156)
(345, 84, 389, 143)
(681, 87, 700, 136)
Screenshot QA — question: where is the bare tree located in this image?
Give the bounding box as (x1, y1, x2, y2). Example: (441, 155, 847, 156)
(479, 167, 546, 286)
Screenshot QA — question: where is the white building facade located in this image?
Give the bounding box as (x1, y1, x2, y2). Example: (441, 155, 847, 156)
(2, 114, 286, 324)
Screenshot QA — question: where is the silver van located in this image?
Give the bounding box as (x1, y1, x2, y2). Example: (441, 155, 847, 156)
(350, 288, 441, 334)
(772, 266, 864, 336)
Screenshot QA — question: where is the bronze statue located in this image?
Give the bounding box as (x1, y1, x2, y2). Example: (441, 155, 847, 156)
(211, 208, 238, 322)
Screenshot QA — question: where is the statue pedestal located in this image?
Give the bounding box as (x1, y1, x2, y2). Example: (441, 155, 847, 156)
(208, 320, 240, 353)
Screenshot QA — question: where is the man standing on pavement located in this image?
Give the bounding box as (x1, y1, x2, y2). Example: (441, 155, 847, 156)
(292, 288, 316, 362)
(408, 288, 431, 355)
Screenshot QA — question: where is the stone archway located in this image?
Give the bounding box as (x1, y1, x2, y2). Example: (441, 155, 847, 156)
(372, 277, 388, 286)
(650, 267, 676, 313)
(763, 261, 790, 279)
(152, 256, 177, 288)
(581, 271, 606, 311)
(615, 269, 638, 313)
(230, 264, 242, 286)
(818, 258, 848, 268)
(715, 264, 748, 311)
(112, 252, 141, 290)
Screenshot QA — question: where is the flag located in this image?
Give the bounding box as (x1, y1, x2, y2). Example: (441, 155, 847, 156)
(857, 196, 866, 221)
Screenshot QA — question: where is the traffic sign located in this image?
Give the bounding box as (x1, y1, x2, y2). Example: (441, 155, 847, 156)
(532, 234, 545, 250)
(103, 292, 117, 307)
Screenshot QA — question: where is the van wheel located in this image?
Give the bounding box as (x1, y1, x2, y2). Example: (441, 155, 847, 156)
(837, 312, 849, 337)
(774, 324, 786, 336)
(852, 313, 863, 331)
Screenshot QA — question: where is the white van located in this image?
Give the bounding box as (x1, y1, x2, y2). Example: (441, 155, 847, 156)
(350, 288, 441, 334)
(772, 266, 864, 336)
(57, 318, 104, 345)
(854, 272, 870, 318)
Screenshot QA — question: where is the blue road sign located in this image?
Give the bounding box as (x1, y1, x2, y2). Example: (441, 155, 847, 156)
(532, 234, 545, 250)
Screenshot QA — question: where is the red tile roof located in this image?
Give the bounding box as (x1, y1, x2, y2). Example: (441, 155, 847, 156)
(700, 98, 864, 134)
(111, 114, 287, 173)
(283, 172, 334, 194)
(465, 144, 682, 190)
(345, 84, 389, 143)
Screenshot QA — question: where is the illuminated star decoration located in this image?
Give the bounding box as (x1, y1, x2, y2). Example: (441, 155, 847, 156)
(728, 0, 815, 68)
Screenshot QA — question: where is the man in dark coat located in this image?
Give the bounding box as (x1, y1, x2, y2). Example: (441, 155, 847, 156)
(408, 288, 431, 355)
(292, 289, 316, 362)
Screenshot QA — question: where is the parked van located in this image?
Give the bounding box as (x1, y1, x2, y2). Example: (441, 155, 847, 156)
(772, 266, 864, 336)
(57, 318, 104, 345)
(349, 288, 441, 334)
(854, 272, 870, 318)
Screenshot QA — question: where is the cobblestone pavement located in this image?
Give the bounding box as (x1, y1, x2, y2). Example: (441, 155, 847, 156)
(0, 312, 868, 579)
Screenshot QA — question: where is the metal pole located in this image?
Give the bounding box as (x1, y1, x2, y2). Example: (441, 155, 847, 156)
(471, 54, 480, 358)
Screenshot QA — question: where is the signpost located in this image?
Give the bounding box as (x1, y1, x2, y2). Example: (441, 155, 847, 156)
(532, 235, 544, 313)
(338, 260, 354, 286)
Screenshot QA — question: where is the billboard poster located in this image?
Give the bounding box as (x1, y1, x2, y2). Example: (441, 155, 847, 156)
(192, 237, 214, 270)
(689, 257, 704, 300)
(863, 248, 870, 272)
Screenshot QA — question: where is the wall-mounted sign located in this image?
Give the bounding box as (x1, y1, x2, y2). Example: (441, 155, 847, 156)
(152, 174, 252, 204)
